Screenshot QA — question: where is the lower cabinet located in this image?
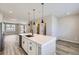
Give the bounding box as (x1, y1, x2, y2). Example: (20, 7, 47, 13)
(22, 36, 38, 55)
(21, 36, 56, 55)
(22, 36, 28, 53)
(27, 40, 38, 55)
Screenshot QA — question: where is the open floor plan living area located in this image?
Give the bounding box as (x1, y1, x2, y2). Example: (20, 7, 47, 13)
(0, 3, 79, 55)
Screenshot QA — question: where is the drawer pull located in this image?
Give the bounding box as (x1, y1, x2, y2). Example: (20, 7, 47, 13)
(23, 41, 24, 44)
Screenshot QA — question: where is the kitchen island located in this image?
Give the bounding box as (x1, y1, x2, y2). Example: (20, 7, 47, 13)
(19, 33, 56, 55)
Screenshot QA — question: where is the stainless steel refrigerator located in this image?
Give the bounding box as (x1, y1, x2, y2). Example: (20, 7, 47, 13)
(0, 22, 4, 51)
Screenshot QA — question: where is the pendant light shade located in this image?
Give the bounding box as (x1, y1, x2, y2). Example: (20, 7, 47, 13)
(41, 19, 44, 23)
(41, 3, 44, 23)
(33, 21, 35, 25)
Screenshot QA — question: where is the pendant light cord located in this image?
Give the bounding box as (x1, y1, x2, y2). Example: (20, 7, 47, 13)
(41, 3, 44, 20)
(33, 9, 35, 21)
(33, 9, 35, 25)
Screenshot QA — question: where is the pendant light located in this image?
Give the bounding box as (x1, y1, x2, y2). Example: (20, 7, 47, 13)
(33, 9, 36, 25)
(41, 3, 44, 23)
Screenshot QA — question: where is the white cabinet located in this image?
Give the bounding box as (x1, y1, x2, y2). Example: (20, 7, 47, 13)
(21, 34, 56, 55)
(22, 36, 25, 50)
(27, 40, 37, 55)
(22, 36, 38, 55)
(22, 36, 28, 53)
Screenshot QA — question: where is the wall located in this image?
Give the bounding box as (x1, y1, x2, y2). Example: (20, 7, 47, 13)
(58, 14, 79, 43)
(45, 15, 58, 37)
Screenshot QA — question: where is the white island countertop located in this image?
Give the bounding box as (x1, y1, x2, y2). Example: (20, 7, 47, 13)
(19, 33, 56, 45)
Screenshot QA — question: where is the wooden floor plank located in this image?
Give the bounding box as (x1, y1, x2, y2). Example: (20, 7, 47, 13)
(0, 35, 26, 55)
(56, 40, 79, 55)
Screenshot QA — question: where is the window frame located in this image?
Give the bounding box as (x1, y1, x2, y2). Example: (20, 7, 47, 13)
(5, 23, 16, 32)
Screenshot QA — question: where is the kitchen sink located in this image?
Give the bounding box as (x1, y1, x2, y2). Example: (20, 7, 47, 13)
(25, 35, 33, 37)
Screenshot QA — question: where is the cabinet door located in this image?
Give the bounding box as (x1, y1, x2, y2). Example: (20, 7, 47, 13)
(22, 36, 28, 53)
(27, 40, 37, 55)
(22, 36, 25, 49)
(24, 38, 28, 53)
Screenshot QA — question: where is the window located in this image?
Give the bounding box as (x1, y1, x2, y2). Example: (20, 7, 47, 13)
(5, 23, 16, 32)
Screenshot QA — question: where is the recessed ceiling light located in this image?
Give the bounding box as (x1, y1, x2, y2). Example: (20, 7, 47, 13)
(9, 11, 13, 13)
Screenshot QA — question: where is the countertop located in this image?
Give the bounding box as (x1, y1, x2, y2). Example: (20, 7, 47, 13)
(19, 33, 56, 45)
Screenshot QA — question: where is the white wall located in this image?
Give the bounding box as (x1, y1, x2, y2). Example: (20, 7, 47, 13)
(45, 15, 58, 37)
(58, 14, 79, 43)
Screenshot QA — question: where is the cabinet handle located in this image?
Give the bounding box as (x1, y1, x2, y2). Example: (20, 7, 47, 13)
(29, 46, 32, 50)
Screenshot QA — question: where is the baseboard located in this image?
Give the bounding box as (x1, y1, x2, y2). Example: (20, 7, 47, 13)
(58, 39, 79, 44)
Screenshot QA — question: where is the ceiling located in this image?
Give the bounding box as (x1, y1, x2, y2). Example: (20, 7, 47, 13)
(0, 3, 79, 21)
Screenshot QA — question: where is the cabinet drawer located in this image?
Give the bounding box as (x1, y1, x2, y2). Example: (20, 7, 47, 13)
(27, 40, 37, 55)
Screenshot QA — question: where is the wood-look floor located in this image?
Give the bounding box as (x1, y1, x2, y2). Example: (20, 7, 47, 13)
(56, 40, 79, 55)
(0, 35, 26, 55)
(0, 35, 79, 55)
